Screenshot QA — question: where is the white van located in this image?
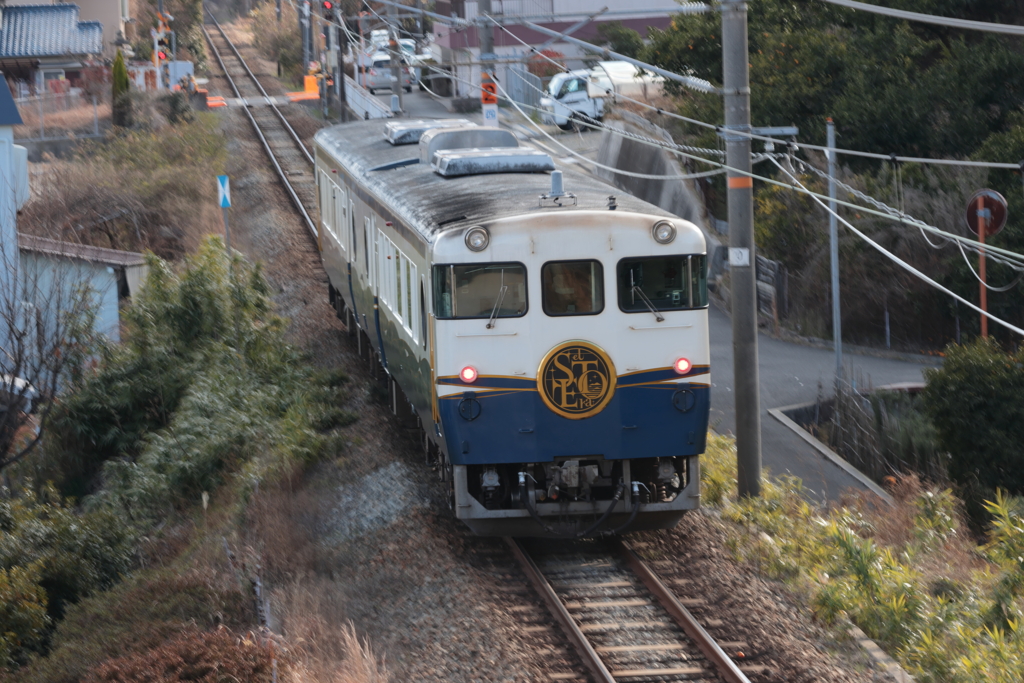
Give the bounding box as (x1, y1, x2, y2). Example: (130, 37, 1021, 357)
(540, 61, 663, 130)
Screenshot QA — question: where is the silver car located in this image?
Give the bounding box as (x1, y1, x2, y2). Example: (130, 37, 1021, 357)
(363, 52, 413, 94)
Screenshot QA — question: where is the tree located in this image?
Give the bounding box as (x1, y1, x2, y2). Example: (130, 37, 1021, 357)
(593, 22, 644, 58)
(111, 50, 131, 128)
(0, 235, 100, 475)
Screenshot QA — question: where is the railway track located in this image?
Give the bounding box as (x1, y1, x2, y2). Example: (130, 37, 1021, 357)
(202, 12, 319, 241)
(505, 537, 765, 683)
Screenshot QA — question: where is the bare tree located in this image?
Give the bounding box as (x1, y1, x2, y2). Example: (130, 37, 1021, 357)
(0, 231, 98, 473)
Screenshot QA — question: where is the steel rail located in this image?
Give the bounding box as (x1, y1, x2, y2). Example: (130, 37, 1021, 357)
(201, 23, 319, 242)
(615, 539, 752, 683)
(505, 538, 616, 683)
(205, 10, 315, 166)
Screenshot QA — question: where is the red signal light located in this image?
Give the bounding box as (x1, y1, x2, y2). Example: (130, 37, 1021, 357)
(323, 0, 333, 8)
(460, 366, 478, 383)
(157, 50, 168, 61)
(673, 357, 692, 375)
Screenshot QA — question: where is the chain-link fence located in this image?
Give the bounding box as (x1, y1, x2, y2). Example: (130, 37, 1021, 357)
(14, 92, 109, 142)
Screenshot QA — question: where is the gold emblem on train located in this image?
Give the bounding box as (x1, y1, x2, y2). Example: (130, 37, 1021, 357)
(538, 341, 617, 419)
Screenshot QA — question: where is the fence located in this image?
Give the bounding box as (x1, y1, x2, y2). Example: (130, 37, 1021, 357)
(14, 92, 108, 142)
(343, 75, 394, 120)
(506, 64, 543, 112)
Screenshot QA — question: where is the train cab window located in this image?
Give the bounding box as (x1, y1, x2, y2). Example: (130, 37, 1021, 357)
(542, 260, 604, 316)
(433, 263, 527, 319)
(617, 255, 708, 313)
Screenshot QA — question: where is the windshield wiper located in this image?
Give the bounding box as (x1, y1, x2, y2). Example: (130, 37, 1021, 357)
(487, 270, 508, 329)
(631, 285, 664, 322)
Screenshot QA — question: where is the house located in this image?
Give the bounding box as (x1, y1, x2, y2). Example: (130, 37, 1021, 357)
(3, 0, 127, 60)
(0, 4, 103, 93)
(431, 0, 679, 96)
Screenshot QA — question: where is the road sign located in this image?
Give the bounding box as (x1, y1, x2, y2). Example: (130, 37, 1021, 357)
(966, 189, 1007, 237)
(483, 103, 498, 127)
(217, 175, 231, 208)
(480, 82, 498, 105)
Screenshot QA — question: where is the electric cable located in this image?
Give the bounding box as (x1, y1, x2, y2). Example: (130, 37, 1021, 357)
(770, 157, 1024, 337)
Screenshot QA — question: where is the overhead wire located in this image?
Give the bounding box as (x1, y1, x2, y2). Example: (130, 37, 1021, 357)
(770, 157, 1024, 337)
(308, 1, 1024, 271)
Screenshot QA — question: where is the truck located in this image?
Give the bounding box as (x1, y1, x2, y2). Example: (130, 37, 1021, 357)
(539, 61, 664, 130)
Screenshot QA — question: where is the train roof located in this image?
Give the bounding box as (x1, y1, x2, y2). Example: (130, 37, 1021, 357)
(313, 120, 678, 243)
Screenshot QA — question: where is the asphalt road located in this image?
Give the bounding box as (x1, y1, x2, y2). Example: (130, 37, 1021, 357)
(708, 303, 938, 499)
(373, 88, 453, 118)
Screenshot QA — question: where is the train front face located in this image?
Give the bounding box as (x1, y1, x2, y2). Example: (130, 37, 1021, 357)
(432, 211, 710, 537)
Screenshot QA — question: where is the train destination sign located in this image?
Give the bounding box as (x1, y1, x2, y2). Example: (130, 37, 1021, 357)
(538, 341, 617, 419)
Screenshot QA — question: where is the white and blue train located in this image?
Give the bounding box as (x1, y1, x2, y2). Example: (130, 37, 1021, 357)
(313, 118, 710, 537)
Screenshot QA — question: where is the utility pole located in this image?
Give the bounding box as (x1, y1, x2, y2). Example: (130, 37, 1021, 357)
(722, 0, 761, 498)
(301, 1, 310, 73)
(479, 0, 495, 125)
(827, 119, 842, 388)
(387, 0, 403, 113)
(336, 12, 347, 121)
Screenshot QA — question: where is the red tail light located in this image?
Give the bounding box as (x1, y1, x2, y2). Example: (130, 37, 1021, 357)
(460, 366, 478, 383)
(673, 357, 692, 375)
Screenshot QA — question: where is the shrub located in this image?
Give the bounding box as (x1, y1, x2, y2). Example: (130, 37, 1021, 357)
(47, 239, 353, 520)
(0, 563, 48, 668)
(80, 629, 274, 683)
(111, 50, 131, 128)
(922, 340, 1024, 514)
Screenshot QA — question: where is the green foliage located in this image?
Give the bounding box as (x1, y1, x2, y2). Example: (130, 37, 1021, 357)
(9, 569, 252, 683)
(49, 238, 353, 521)
(0, 563, 48, 668)
(593, 22, 644, 58)
(922, 341, 1024, 504)
(111, 50, 131, 128)
(0, 486, 135, 667)
(251, 3, 304, 85)
(700, 434, 1024, 681)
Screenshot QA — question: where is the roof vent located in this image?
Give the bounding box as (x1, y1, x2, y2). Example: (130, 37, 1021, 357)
(419, 127, 518, 164)
(433, 148, 555, 177)
(384, 119, 477, 145)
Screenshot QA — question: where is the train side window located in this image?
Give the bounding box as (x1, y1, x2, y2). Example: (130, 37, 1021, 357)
(617, 254, 708, 313)
(432, 263, 527, 319)
(420, 280, 428, 349)
(541, 260, 604, 316)
(350, 199, 357, 262)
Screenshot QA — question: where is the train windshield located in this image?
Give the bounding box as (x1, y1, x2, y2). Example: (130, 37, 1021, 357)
(542, 260, 604, 316)
(617, 255, 708, 313)
(433, 263, 528, 319)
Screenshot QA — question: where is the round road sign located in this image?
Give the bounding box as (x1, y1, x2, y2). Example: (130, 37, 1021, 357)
(965, 189, 1008, 237)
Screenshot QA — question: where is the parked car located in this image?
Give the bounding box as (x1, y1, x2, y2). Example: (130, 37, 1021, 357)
(540, 61, 664, 130)
(362, 52, 414, 94)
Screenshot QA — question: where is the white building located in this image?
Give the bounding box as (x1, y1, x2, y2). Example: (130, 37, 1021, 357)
(431, 0, 681, 97)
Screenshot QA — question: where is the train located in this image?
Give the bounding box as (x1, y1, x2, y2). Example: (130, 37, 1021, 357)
(312, 118, 710, 537)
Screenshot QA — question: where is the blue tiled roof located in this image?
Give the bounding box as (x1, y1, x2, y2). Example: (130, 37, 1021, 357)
(0, 4, 103, 59)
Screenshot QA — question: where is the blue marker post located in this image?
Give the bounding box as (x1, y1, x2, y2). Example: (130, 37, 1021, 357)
(217, 175, 231, 254)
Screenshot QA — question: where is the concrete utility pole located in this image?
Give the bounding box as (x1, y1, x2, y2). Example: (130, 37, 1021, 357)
(387, 0, 404, 113)
(721, 0, 761, 498)
(336, 13, 347, 121)
(827, 119, 842, 389)
(301, 2, 310, 73)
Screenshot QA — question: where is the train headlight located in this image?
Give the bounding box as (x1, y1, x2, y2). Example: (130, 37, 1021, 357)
(465, 226, 490, 252)
(460, 366, 479, 383)
(652, 220, 676, 244)
(673, 357, 692, 375)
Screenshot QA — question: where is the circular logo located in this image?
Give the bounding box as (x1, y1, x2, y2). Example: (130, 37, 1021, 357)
(538, 341, 617, 419)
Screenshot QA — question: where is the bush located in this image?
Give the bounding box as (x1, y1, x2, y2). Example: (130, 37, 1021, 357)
(80, 629, 274, 683)
(922, 340, 1024, 509)
(0, 486, 135, 667)
(47, 239, 353, 521)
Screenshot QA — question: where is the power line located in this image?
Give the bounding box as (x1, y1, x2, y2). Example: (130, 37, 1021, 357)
(820, 0, 1024, 36)
(770, 157, 1024, 337)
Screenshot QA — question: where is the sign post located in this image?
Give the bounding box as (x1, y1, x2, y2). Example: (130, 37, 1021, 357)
(965, 189, 1007, 339)
(217, 174, 232, 254)
(481, 74, 498, 127)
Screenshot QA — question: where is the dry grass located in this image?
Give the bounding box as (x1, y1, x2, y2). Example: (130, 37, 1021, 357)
(14, 102, 112, 139)
(276, 579, 390, 683)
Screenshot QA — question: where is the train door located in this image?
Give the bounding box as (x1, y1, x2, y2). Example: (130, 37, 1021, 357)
(334, 184, 348, 259)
